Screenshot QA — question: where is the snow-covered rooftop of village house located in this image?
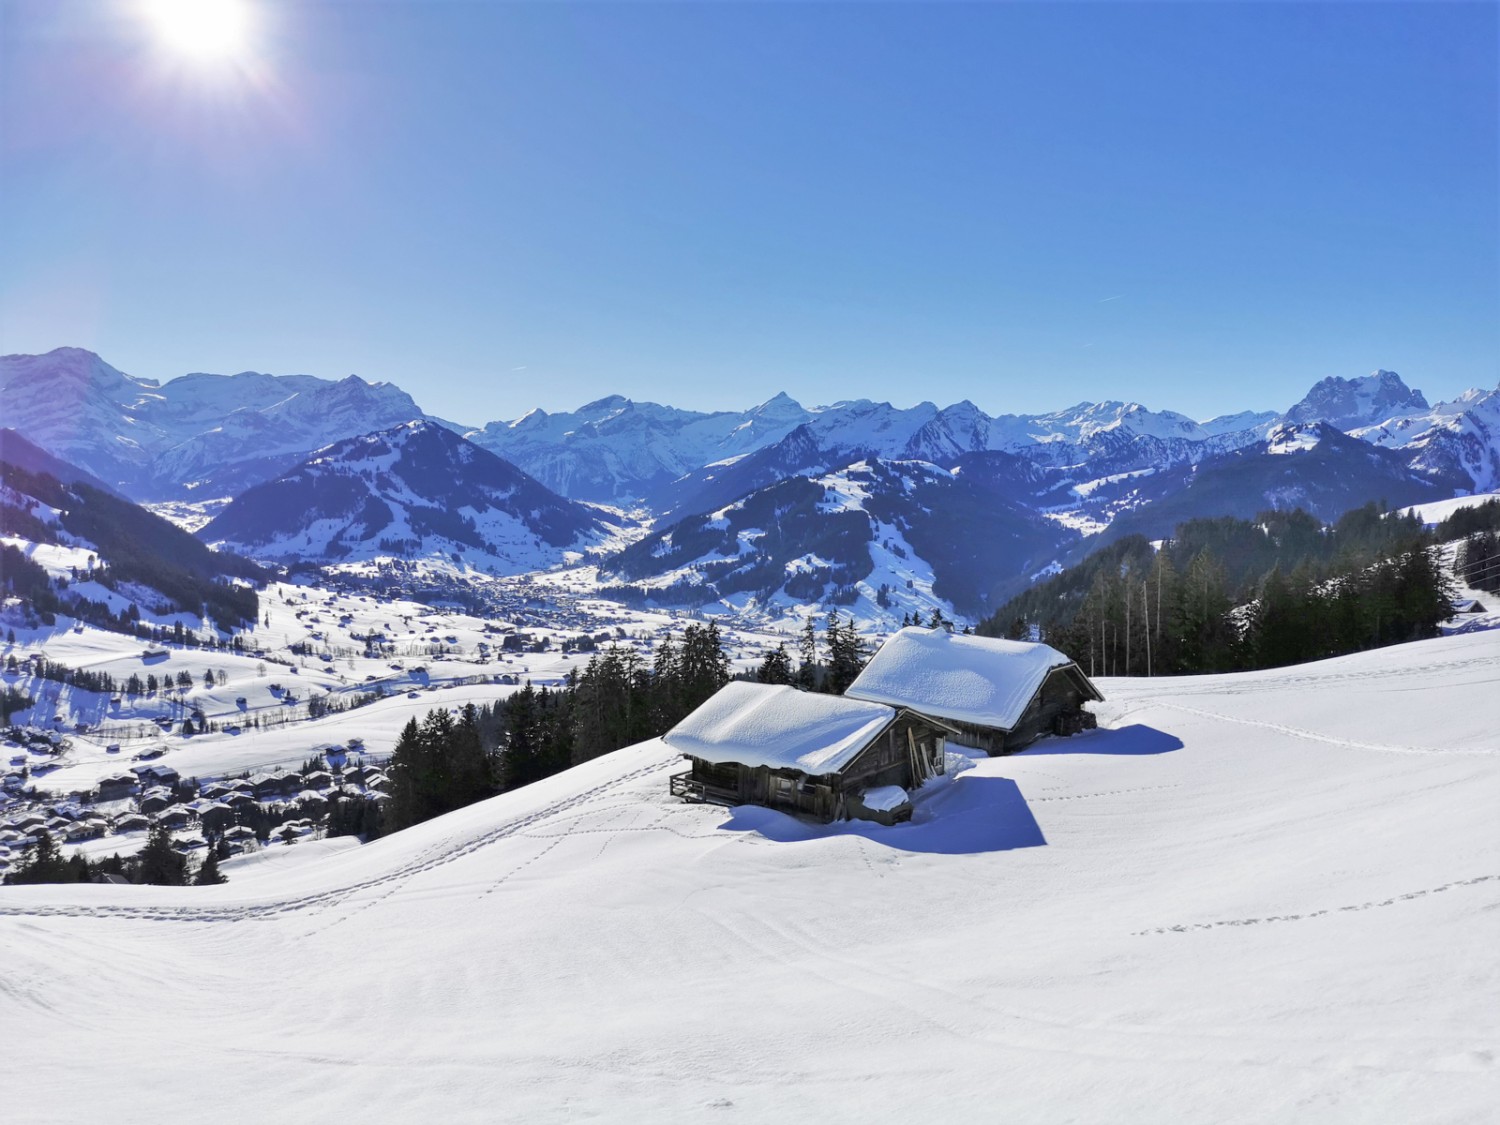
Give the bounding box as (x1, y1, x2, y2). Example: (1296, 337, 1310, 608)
(663, 682, 896, 775)
(846, 627, 1095, 731)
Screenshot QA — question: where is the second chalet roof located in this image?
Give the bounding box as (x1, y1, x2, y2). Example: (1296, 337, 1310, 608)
(846, 627, 1102, 731)
(663, 682, 896, 775)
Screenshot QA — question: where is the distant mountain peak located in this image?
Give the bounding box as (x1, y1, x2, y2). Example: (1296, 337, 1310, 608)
(1284, 369, 1429, 432)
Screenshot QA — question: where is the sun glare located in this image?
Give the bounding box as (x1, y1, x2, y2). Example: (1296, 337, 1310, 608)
(144, 0, 253, 61)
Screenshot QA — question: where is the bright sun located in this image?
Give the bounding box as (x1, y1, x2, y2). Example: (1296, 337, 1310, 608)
(143, 0, 252, 60)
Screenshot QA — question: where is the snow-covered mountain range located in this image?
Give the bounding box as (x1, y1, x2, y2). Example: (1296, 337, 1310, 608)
(7, 348, 1496, 506)
(0, 348, 445, 501)
(200, 421, 617, 574)
(5, 346, 1498, 621)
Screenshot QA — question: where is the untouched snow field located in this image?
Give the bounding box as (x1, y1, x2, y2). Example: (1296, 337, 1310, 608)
(2, 630, 1498, 1122)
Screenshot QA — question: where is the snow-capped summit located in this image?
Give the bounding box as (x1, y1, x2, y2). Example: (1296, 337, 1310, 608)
(467, 393, 813, 504)
(1351, 382, 1500, 492)
(1265, 420, 1330, 455)
(202, 420, 613, 572)
(1283, 370, 1430, 432)
(0, 348, 164, 478)
(1199, 409, 1280, 438)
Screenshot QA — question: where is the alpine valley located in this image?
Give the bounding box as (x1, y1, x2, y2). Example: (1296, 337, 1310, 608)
(3, 346, 1498, 625)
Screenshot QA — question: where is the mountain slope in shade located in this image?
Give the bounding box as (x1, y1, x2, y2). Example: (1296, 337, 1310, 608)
(602, 457, 1075, 619)
(1093, 422, 1470, 545)
(0, 442, 263, 628)
(0, 429, 127, 498)
(201, 421, 614, 573)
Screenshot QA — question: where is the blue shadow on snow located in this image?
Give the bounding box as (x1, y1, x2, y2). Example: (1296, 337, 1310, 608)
(716, 773, 1047, 856)
(1017, 722, 1182, 757)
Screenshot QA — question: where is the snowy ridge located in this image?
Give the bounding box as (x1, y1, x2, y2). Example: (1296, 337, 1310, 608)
(0, 348, 436, 501)
(602, 457, 1070, 623)
(1352, 384, 1500, 492)
(201, 421, 619, 574)
(1, 630, 1496, 1121)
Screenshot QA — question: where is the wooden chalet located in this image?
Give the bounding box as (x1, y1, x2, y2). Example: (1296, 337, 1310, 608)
(664, 682, 955, 825)
(846, 627, 1103, 756)
(96, 773, 138, 802)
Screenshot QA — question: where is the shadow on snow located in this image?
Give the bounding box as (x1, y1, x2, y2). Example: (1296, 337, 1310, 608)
(716, 773, 1047, 856)
(1017, 722, 1183, 757)
(710, 722, 1182, 855)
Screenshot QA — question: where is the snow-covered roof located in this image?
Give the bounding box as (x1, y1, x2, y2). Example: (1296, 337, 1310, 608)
(847, 627, 1100, 731)
(663, 682, 896, 775)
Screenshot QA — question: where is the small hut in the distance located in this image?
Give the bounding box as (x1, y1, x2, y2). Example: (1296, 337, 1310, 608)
(846, 627, 1103, 756)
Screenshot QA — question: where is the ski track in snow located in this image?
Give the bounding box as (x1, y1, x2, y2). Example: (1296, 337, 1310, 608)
(0, 754, 679, 925)
(1150, 701, 1499, 757)
(3, 629, 1498, 1122)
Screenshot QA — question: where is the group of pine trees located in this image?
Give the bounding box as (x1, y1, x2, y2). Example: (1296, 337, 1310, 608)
(3, 825, 226, 887)
(751, 613, 869, 693)
(982, 501, 1465, 675)
(383, 615, 877, 836)
(1445, 499, 1500, 595)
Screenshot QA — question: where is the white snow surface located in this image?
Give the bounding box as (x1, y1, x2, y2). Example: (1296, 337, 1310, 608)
(859, 784, 909, 812)
(662, 681, 895, 773)
(1399, 490, 1500, 526)
(847, 627, 1085, 730)
(1, 630, 1497, 1121)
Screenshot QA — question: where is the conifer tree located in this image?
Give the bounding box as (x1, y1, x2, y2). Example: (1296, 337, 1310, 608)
(135, 824, 188, 886)
(194, 850, 227, 885)
(5, 832, 75, 884)
(757, 644, 793, 685)
(797, 617, 819, 689)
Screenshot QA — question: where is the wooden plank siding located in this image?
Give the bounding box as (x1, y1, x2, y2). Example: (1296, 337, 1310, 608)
(941, 665, 1099, 756)
(678, 711, 950, 824)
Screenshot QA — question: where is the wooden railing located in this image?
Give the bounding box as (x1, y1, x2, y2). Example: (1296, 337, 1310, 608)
(669, 770, 738, 806)
(669, 770, 704, 801)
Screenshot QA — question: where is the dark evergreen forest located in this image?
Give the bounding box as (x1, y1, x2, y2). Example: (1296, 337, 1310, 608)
(381, 615, 872, 834)
(980, 501, 1464, 675)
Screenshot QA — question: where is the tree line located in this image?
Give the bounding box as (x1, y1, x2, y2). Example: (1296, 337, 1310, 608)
(3, 825, 226, 887)
(383, 614, 876, 835)
(981, 501, 1461, 675)
(1443, 499, 1500, 595)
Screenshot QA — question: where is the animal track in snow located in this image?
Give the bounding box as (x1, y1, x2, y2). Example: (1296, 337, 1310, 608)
(1137, 874, 1500, 935)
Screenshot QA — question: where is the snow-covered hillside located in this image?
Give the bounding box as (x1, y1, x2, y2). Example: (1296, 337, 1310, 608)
(603, 458, 1072, 620)
(200, 421, 622, 574)
(1355, 385, 1500, 493)
(1, 630, 1496, 1122)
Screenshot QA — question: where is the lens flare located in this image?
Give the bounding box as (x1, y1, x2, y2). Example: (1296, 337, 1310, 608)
(143, 0, 252, 61)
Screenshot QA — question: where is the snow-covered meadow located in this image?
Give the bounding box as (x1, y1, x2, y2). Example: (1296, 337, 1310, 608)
(1, 628, 1495, 1122)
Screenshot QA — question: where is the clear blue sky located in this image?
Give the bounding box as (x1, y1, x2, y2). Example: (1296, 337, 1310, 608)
(2, 1, 1495, 425)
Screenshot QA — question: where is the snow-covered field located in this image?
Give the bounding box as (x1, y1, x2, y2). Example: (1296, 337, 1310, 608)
(2, 629, 1496, 1122)
(1400, 490, 1500, 526)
